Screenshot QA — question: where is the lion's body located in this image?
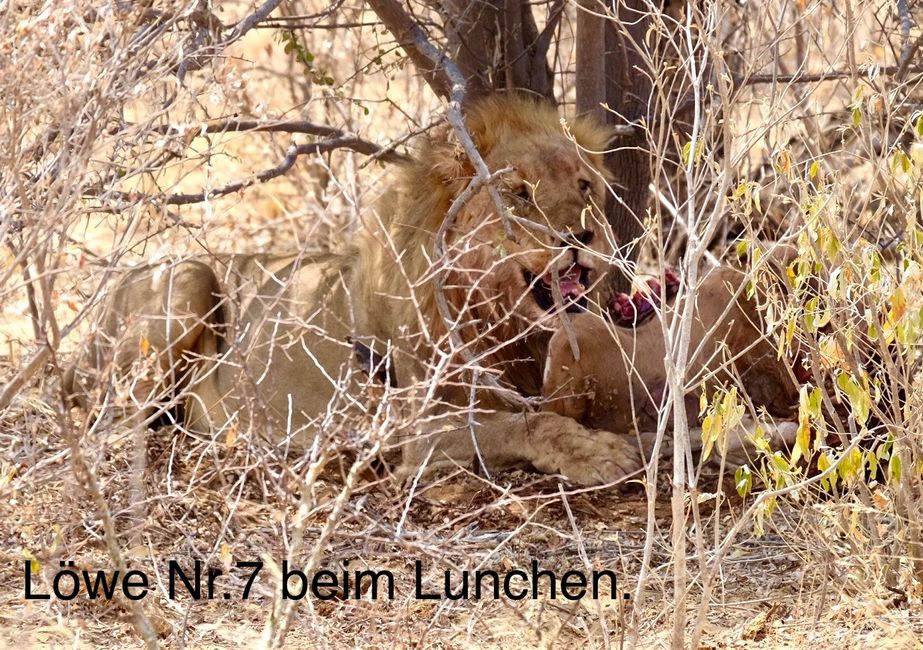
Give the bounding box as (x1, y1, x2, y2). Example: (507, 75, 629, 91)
(542, 265, 801, 461)
(66, 95, 646, 485)
(65, 253, 359, 440)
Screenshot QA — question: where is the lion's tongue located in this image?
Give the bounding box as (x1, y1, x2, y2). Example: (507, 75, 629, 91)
(543, 267, 584, 299)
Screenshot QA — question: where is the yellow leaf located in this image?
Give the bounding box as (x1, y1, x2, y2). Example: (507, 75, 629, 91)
(0, 465, 17, 487)
(889, 286, 907, 323)
(835, 372, 870, 425)
(817, 452, 836, 491)
(225, 423, 238, 448)
(22, 549, 40, 574)
(792, 419, 810, 465)
(219, 543, 232, 571)
(838, 447, 864, 484)
(701, 413, 720, 462)
(750, 424, 771, 452)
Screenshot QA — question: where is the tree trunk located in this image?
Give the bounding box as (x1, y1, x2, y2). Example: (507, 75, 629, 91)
(576, 0, 607, 120)
(576, 0, 652, 293)
(438, 0, 556, 103)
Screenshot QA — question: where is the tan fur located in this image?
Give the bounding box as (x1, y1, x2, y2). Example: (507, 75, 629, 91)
(65, 95, 644, 486)
(542, 265, 802, 464)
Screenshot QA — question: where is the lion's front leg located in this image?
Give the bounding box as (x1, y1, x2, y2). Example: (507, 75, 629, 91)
(635, 418, 799, 468)
(398, 410, 644, 486)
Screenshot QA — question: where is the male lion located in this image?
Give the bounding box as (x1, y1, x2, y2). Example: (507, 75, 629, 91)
(65, 94, 643, 486)
(542, 263, 804, 463)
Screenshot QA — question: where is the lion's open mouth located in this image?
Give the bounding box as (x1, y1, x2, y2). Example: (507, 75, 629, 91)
(524, 264, 590, 313)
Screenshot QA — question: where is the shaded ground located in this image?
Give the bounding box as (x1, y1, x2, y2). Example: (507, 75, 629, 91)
(2, 400, 921, 649)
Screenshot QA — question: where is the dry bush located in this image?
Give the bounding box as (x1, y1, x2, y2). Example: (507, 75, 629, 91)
(2, 0, 923, 648)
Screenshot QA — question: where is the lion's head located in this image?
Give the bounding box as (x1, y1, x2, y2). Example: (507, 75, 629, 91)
(367, 95, 615, 338)
(354, 95, 615, 398)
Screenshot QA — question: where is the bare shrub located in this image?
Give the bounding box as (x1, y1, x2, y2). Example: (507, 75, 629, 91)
(3, 1, 923, 648)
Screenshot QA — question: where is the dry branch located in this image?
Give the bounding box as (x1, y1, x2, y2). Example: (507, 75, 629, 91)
(147, 118, 409, 162)
(366, 0, 456, 99)
(87, 136, 401, 208)
(222, 0, 287, 45)
(737, 65, 921, 85)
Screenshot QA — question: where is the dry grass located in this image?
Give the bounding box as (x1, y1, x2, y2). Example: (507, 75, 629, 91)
(3, 0, 923, 648)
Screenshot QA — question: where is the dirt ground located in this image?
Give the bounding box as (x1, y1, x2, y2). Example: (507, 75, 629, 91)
(2, 404, 921, 648)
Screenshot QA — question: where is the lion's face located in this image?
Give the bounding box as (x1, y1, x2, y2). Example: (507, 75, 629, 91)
(449, 133, 613, 327)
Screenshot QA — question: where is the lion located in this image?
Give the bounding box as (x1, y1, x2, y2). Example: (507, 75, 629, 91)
(542, 263, 805, 463)
(64, 94, 645, 486)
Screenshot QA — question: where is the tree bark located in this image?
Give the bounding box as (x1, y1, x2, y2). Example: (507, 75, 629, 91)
(576, 0, 607, 120)
(605, 0, 652, 292)
(438, 0, 556, 103)
(576, 0, 652, 292)
(366, 0, 455, 98)
(605, 19, 650, 290)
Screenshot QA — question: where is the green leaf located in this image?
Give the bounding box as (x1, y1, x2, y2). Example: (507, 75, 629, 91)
(809, 160, 820, 179)
(866, 449, 879, 481)
(735, 464, 753, 497)
(852, 107, 862, 127)
(807, 386, 823, 419)
(891, 150, 912, 173)
(836, 372, 870, 425)
(771, 452, 791, 474)
(867, 320, 879, 341)
(888, 451, 902, 483)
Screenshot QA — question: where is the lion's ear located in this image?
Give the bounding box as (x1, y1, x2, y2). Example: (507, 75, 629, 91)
(426, 137, 475, 185)
(567, 115, 618, 182)
(571, 114, 620, 151)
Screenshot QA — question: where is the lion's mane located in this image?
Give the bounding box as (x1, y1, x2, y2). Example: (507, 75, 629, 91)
(350, 94, 614, 371)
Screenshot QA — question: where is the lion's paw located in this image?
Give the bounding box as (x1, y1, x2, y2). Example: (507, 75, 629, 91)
(531, 429, 644, 486)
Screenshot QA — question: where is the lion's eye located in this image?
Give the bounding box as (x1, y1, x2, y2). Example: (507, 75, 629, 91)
(512, 185, 532, 202)
(578, 178, 592, 194)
